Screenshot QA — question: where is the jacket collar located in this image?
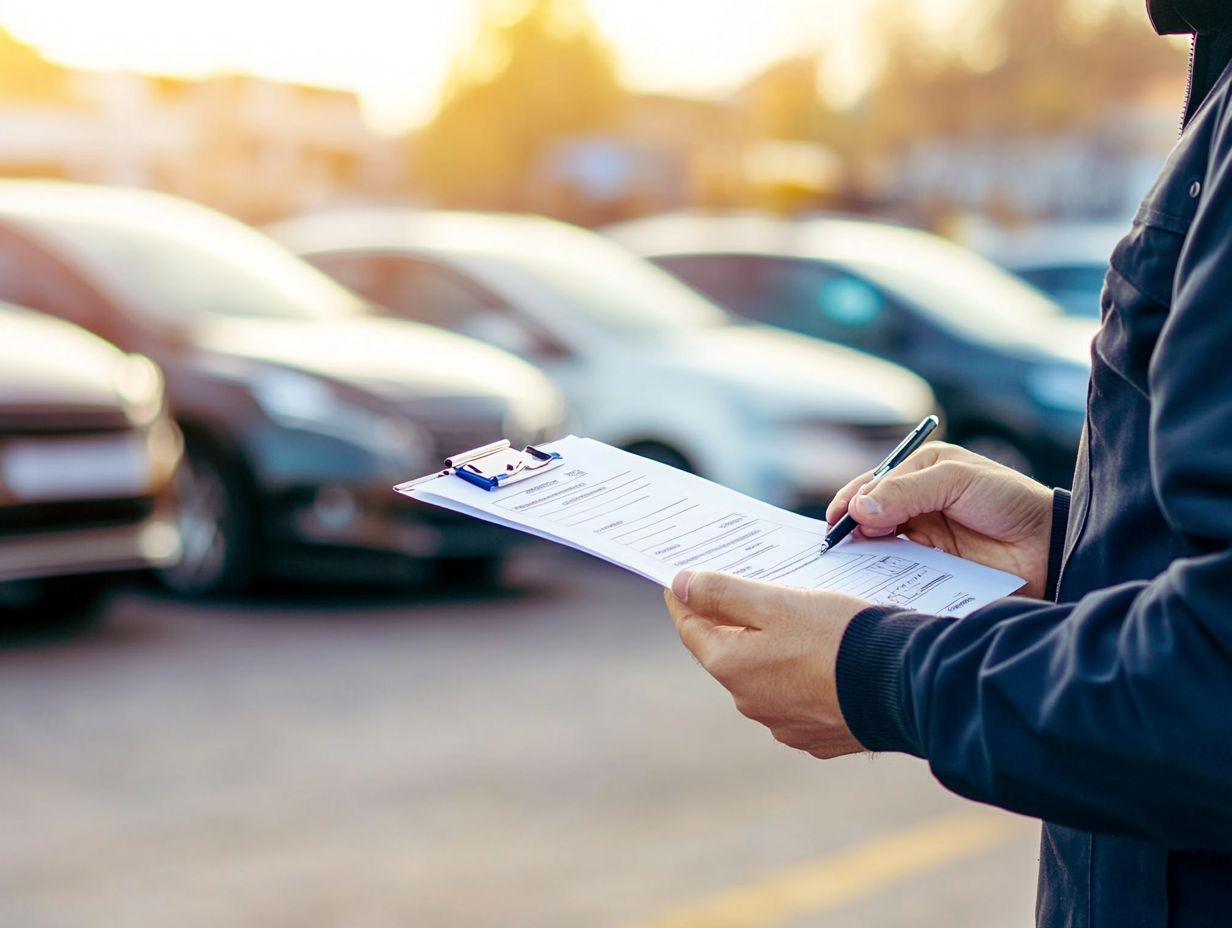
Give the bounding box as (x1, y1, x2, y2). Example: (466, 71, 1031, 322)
(1148, 0, 1232, 34)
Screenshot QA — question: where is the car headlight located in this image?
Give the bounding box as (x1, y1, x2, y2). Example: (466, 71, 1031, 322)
(252, 369, 426, 463)
(117, 354, 165, 427)
(1026, 364, 1090, 413)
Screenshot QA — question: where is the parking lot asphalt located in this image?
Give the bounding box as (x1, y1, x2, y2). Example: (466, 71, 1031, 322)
(0, 549, 1039, 928)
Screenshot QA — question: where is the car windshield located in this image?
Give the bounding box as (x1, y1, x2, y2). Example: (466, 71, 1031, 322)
(830, 228, 1066, 341)
(31, 199, 367, 326)
(491, 231, 730, 335)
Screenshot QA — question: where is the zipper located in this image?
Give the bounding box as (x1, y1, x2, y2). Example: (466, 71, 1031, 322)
(1052, 379, 1093, 600)
(1181, 33, 1196, 134)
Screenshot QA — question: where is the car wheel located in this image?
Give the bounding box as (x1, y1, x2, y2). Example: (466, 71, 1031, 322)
(0, 576, 109, 635)
(433, 554, 506, 590)
(964, 432, 1037, 479)
(622, 442, 694, 473)
(158, 441, 257, 597)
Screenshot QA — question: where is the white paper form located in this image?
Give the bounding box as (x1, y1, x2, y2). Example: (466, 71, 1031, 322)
(399, 436, 1023, 617)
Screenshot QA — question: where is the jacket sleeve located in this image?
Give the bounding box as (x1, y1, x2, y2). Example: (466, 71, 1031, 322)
(836, 94, 1232, 851)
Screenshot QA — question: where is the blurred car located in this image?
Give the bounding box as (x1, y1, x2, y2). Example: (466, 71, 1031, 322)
(979, 221, 1124, 319)
(0, 302, 181, 625)
(269, 209, 937, 513)
(603, 213, 1096, 485)
(0, 182, 565, 596)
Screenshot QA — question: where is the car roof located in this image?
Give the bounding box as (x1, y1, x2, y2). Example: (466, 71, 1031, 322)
(601, 212, 976, 267)
(0, 179, 223, 230)
(978, 222, 1125, 270)
(267, 209, 595, 260)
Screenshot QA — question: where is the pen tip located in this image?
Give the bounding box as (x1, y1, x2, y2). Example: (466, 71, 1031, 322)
(818, 542, 830, 556)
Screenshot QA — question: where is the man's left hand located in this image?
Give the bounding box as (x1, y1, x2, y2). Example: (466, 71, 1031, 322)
(664, 570, 871, 759)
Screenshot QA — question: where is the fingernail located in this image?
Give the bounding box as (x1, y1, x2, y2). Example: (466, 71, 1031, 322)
(672, 570, 695, 603)
(854, 494, 882, 515)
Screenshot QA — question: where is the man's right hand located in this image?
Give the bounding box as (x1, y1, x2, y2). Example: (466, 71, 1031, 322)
(825, 442, 1056, 598)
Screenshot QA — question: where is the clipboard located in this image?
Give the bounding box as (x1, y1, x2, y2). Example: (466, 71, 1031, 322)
(393, 435, 1025, 615)
(394, 439, 564, 493)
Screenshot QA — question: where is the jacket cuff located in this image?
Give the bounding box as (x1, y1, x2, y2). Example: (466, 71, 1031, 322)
(1044, 488, 1071, 602)
(836, 606, 932, 757)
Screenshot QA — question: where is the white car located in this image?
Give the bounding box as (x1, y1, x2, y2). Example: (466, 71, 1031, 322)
(268, 211, 937, 511)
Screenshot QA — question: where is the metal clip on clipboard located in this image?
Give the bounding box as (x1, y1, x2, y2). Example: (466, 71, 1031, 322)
(395, 439, 563, 493)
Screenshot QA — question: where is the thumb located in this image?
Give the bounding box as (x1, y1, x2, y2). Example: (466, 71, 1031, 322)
(850, 464, 968, 531)
(671, 570, 778, 628)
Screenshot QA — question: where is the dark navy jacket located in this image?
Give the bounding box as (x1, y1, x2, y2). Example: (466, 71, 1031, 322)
(835, 5, 1232, 926)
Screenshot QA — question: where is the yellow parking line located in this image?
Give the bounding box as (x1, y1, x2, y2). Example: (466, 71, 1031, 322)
(627, 809, 1027, 928)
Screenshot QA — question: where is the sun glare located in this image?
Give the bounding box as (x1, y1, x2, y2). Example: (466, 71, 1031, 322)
(0, 0, 973, 132)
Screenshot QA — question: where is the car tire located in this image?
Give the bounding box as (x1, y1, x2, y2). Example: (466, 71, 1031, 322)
(963, 432, 1037, 479)
(622, 441, 694, 473)
(0, 576, 109, 635)
(158, 439, 257, 597)
(433, 554, 507, 590)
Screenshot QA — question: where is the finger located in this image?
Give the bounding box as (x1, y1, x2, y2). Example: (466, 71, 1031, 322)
(849, 461, 972, 532)
(824, 442, 957, 524)
(671, 570, 777, 628)
(856, 522, 901, 538)
(664, 589, 720, 663)
(825, 468, 875, 524)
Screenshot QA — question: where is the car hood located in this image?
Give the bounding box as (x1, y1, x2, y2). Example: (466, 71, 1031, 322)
(194, 316, 559, 408)
(0, 305, 127, 411)
(648, 324, 935, 422)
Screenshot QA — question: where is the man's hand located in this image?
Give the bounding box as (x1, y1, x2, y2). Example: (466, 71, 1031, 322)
(826, 442, 1055, 598)
(664, 570, 869, 759)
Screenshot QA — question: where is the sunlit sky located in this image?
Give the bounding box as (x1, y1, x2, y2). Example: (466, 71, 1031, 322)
(0, 0, 1074, 133)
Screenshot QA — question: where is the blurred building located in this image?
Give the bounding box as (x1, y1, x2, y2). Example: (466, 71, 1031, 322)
(872, 96, 1181, 227)
(525, 57, 846, 226)
(0, 32, 405, 223)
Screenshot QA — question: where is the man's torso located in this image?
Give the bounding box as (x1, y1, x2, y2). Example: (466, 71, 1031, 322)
(1043, 53, 1232, 928)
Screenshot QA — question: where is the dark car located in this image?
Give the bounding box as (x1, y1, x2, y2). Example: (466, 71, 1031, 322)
(0, 182, 565, 596)
(605, 214, 1095, 485)
(978, 221, 1124, 319)
(0, 302, 181, 625)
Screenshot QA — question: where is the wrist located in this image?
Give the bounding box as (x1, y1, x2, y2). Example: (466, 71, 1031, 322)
(835, 606, 948, 756)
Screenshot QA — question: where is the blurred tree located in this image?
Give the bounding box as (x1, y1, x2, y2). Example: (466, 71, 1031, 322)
(0, 28, 70, 102)
(860, 0, 1186, 148)
(414, 0, 623, 210)
(739, 56, 830, 141)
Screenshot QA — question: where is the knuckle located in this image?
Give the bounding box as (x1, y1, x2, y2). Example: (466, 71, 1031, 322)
(933, 459, 972, 486)
(929, 441, 961, 459)
(906, 443, 945, 468)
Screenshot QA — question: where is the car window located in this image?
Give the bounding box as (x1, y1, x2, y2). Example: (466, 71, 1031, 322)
(309, 251, 386, 299)
(29, 207, 366, 326)
(325, 253, 565, 358)
(652, 254, 764, 317)
(0, 225, 109, 335)
(657, 253, 899, 353)
(381, 257, 508, 331)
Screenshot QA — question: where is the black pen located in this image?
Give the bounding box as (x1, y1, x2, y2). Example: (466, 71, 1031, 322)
(819, 414, 940, 556)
